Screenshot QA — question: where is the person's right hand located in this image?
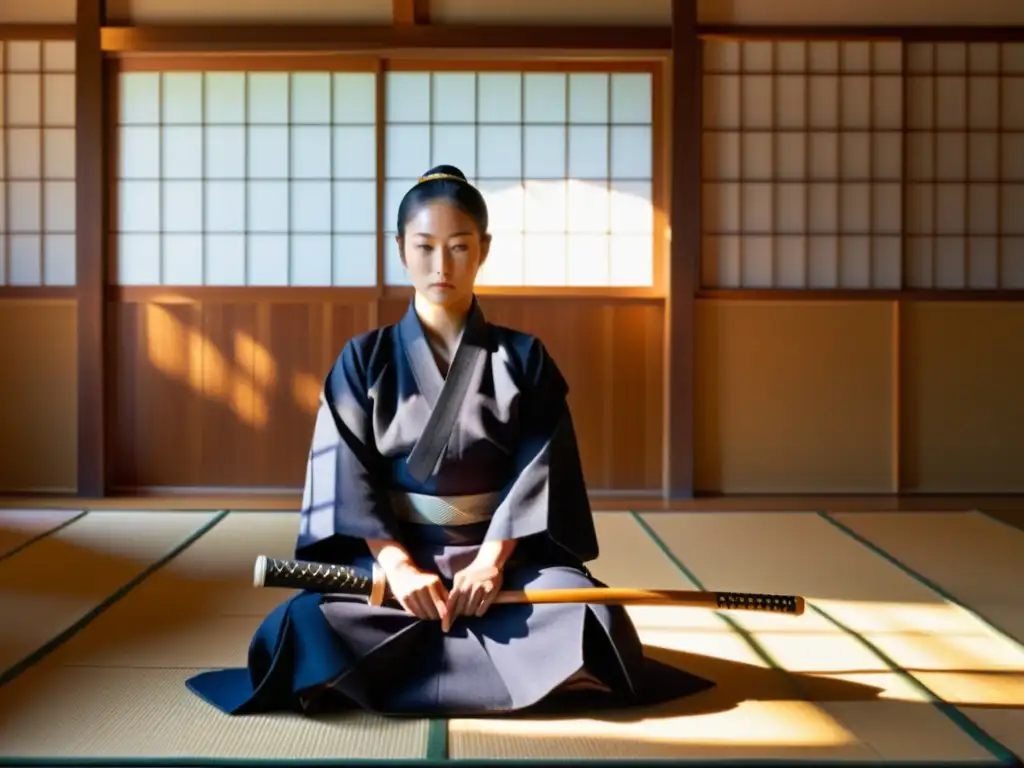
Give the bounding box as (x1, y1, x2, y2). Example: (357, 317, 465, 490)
(385, 561, 450, 625)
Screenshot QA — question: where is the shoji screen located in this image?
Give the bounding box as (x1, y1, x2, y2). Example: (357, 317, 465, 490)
(116, 69, 378, 287)
(1, 40, 77, 287)
(382, 69, 656, 288)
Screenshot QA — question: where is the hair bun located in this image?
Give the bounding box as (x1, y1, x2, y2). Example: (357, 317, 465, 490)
(423, 164, 467, 181)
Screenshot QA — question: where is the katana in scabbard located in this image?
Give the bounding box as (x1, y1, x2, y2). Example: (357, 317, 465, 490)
(252, 555, 806, 616)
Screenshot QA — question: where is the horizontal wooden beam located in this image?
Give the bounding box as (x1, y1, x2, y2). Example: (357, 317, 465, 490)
(0, 287, 77, 301)
(100, 24, 673, 53)
(698, 25, 1024, 41)
(0, 24, 76, 39)
(393, 0, 430, 26)
(697, 289, 1024, 302)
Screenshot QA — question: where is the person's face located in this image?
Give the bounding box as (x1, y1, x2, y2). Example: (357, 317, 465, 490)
(397, 201, 490, 310)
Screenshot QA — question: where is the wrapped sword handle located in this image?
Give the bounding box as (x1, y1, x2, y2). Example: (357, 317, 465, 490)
(253, 555, 390, 606)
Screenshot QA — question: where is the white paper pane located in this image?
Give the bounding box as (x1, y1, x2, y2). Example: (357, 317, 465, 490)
(43, 234, 75, 286)
(291, 73, 332, 124)
(118, 233, 161, 284)
(840, 183, 870, 232)
(162, 73, 203, 124)
(8, 129, 41, 179)
(162, 126, 203, 179)
(43, 41, 75, 72)
(874, 76, 903, 130)
(523, 126, 565, 179)
(333, 73, 376, 125)
(333, 180, 377, 233)
(568, 74, 608, 124)
(204, 234, 246, 285)
(936, 77, 967, 130)
(874, 133, 902, 180)
(385, 242, 409, 285)
(204, 126, 246, 179)
(704, 131, 741, 179)
(703, 182, 740, 232)
(431, 125, 476, 178)
(703, 75, 740, 128)
(44, 181, 75, 231)
(290, 234, 332, 286)
(477, 74, 521, 123)
(840, 76, 871, 129)
(8, 41, 41, 71)
(523, 234, 567, 285)
(291, 180, 332, 232)
(743, 132, 773, 180)
(838, 236, 871, 288)
(776, 76, 806, 129)
(610, 234, 653, 286)
(248, 181, 289, 232)
(1000, 238, 1024, 288)
(935, 184, 966, 234)
(611, 73, 651, 123)
(610, 126, 651, 179)
(567, 126, 608, 179)
(872, 236, 902, 289)
(808, 182, 838, 233)
(740, 236, 773, 287)
(935, 133, 966, 180)
(247, 234, 289, 285)
(704, 41, 741, 72)
(524, 180, 566, 233)
(205, 73, 246, 123)
(332, 125, 376, 179)
(477, 181, 524, 233)
(333, 234, 377, 286)
(248, 74, 289, 124)
(248, 127, 289, 179)
(8, 235, 41, 285)
(10, 181, 41, 231)
(741, 183, 772, 232)
(477, 126, 521, 178)
(567, 181, 609, 234)
(476, 234, 523, 285)
(162, 234, 203, 285)
(610, 180, 652, 233)
(44, 128, 75, 179)
(840, 133, 869, 180)
(163, 180, 203, 232)
(387, 72, 431, 122)
(968, 184, 998, 235)
(971, 133, 1000, 181)
(291, 125, 332, 179)
(524, 74, 566, 123)
(205, 181, 246, 232)
(775, 133, 805, 181)
(120, 126, 160, 179)
(566, 234, 610, 286)
(432, 73, 476, 123)
(702, 235, 740, 287)
(120, 73, 161, 124)
(808, 76, 839, 128)
(808, 236, 839, 288)
(775, 236, 806, 288)
(742, 75, 773, 130)
(386, 124, 431, 179)
(0, 238, 7, 286)
(42, 74, 74, 127)
(119, 180, 160, 232)
(874, 183, 902, 234)
(967, 237, 998, 288)
(775, 183, 804, 233)
(934, 237, 966, 287)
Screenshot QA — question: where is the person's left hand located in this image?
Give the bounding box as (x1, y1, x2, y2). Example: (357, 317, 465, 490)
(443, 560, 503, 632)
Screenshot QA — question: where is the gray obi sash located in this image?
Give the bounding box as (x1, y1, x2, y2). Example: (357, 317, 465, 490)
(388, 490, 501, 528)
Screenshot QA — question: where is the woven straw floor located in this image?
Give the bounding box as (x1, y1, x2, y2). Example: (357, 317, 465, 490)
(1, 508, 1023, 766)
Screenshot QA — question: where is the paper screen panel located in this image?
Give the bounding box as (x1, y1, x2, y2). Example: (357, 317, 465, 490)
(701, 40, 903, 289)
(115, 70, 377, 287)
(1, 40, 77, 287)
(904, 42, 1024, 288)
(383, 70, 655, 288)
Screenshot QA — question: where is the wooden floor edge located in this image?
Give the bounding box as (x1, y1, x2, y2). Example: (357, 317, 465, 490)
(1, 493, 1022, 511)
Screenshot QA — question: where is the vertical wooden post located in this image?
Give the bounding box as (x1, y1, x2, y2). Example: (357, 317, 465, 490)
(664, 0, 699, 499)
(76, 0, 107, 497)
(393, 0, 430, 25)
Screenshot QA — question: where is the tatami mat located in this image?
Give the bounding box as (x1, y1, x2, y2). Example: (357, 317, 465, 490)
(0, 509, 83, 559)
(450, 512, 975, 763)
(826, 511, 1024, 757)
(0, 508, 1020, 765)
(0, 510, 430, 762)
(640, 512, 1014, 764)
(0, 510, 220, 677)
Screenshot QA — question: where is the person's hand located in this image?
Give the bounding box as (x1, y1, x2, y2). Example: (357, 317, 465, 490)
(444, 560, 503, 631)
(384, 561, 450, 624)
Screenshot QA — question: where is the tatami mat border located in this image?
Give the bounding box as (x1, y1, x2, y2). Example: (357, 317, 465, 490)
(0, 510, 88, 563)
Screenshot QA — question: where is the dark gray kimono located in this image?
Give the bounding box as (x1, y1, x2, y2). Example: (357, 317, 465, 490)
(188, 299, 712, 717)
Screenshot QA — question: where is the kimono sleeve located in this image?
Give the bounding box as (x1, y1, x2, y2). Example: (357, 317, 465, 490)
(484, 339, 599, 563)
(294, 339, 400, 563)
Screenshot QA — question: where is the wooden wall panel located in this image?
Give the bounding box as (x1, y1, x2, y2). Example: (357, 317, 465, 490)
(694, 300, 896, 494)
(429, 0, 670, 25)
(109, 295, 664, 494)
(108, 297, 377, 490)
(901, 302, 1024, 493)
(0, 301, 78, 493)
(0, 1, 76, 22)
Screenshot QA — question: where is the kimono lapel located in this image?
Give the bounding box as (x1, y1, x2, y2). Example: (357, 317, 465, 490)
(398, 299, 489, 483)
